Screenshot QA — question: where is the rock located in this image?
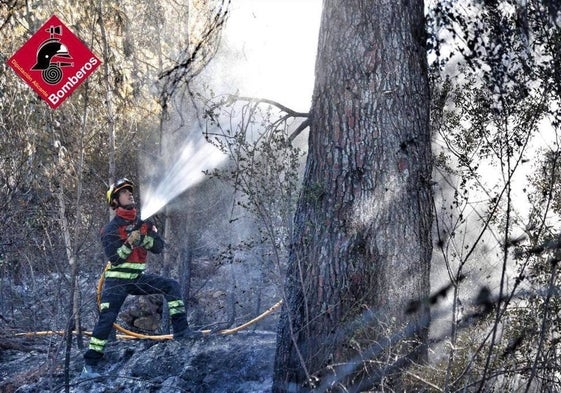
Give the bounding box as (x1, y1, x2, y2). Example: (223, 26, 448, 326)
(133, 315, 161, 331)
(121, 294, 163, 332)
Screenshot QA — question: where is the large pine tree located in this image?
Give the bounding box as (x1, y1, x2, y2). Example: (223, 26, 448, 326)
(273, 0, 432, 391)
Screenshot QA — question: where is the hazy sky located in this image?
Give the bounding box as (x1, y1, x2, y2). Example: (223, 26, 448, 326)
(143, 1, 322, 218)
(213, 0, 322, 112)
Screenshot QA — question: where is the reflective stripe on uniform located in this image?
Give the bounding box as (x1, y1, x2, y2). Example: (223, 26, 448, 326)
(105, 262, 146, 280)
(105, 270, 141, 279)
(89, 336, 107, 353)
(100, 302, 110, 311)
(168, 299, 186, 316)
(112, 262, 146, 271)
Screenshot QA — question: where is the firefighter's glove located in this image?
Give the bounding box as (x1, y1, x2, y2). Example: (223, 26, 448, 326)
(126, 230, 143, 247)
(141, 235, 155, 250)
(117, 243, 133, 260)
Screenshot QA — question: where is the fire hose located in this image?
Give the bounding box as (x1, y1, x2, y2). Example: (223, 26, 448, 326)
(14, 263, 282, 340)
(97, 261, 283, 339)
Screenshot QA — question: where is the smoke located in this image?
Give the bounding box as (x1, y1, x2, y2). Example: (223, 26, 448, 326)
(139, 0, 321, 221)
(140, 138, 226, 220)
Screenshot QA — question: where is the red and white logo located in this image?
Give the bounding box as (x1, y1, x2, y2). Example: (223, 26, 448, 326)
(7, 15, 101, 109)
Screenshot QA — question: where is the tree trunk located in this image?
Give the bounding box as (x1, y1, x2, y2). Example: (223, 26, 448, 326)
(96, 0, 117, 207)
(273, 0, 432, 391)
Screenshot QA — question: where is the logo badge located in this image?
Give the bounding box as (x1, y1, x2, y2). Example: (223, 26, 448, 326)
(7, 15, 101, 109)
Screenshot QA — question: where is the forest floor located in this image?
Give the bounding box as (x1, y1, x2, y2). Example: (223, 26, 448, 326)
(0, 330, 276, 392)
(0, 258, 281, 392)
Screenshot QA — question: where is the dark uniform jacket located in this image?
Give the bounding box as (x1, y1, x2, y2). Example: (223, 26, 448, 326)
(101, 210, 164, 279)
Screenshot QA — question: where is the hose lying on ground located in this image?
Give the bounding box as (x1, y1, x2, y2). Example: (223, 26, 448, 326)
(13, 262, 283, 340)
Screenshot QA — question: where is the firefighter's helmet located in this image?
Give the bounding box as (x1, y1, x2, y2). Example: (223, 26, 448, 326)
(106, 178, 134, 209)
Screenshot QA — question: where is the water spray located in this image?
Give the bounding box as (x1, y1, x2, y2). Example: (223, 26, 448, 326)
(140, 139, 226, 221)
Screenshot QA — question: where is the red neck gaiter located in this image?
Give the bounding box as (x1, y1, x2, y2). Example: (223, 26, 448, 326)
(115, 207, 137, 222)
(115, 207, 147, 263)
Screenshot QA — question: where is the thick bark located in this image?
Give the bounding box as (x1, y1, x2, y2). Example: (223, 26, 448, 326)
(273, 0, 431, 391)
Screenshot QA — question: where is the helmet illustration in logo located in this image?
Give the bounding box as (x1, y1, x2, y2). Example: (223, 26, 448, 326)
(31, 25, 73, 85)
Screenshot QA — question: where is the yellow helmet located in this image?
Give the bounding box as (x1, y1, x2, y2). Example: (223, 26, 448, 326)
(106, 178, 134, 209)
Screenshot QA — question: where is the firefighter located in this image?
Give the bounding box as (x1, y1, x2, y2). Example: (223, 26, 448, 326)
(82, 178, 198, 378)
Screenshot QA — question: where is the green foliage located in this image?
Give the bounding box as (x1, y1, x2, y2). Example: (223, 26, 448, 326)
(203, 95, 304, 276)
(425, 0, 561, 391)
